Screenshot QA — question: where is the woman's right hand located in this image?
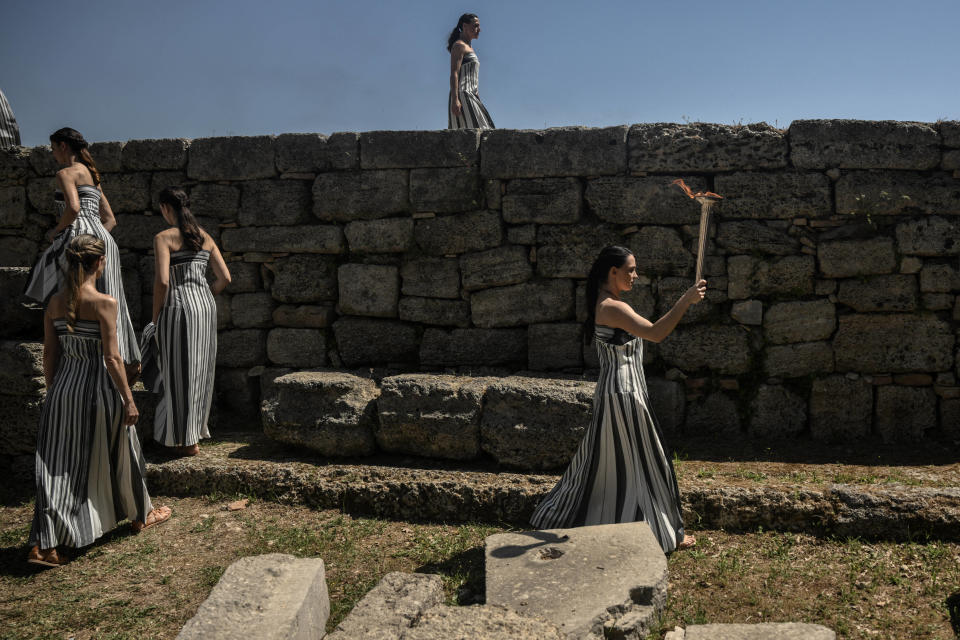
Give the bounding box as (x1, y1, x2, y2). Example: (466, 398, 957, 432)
(123, 399, 139, 427)
(681, 279, 707, 306)
(452, 100, 462, 117)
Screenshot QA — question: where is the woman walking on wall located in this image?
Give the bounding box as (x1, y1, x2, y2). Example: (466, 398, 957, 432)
(23, 127, 141, 377)
(530, 246, 705, 553)
(448, 13, 495, 129)
(28, 235, 170, 567)
(141, 187, 229, 456)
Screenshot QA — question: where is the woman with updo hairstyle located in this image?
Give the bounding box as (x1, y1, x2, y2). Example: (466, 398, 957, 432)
(24, 127, 141, 378)
(140, 187, 230, 455)
(530, 245, 706, 553)
(28, 234, 171, 567)
(447, 12, 495, 129)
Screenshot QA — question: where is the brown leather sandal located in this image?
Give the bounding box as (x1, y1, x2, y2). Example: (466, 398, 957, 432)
(131, 506, 172, 533)
(27, 545, 67, 568)
(677, 534, 697, 550)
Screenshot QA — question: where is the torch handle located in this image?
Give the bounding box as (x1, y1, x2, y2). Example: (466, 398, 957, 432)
(695, 201, 712, 284)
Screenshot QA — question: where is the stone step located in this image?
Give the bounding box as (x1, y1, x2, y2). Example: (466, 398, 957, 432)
(665, 623, 835, 640)
(0, 267, 42, 340)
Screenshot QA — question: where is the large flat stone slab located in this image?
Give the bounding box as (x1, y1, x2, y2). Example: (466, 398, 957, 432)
(485, 522, 667, 639)
(327, 572, 443, 640)
(177, 553, 328, 640)
(670, 622, 835, 639)
(402, 604, 563, 639)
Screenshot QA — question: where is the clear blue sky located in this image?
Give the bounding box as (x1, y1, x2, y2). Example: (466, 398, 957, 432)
(4, 0, 958, 147)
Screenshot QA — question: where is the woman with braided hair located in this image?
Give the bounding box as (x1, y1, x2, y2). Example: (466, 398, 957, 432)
(23, 127, 141, 378)
(28, 234, 170, 568)
(140, 187, 229, 455)
(447, 13, 495, 129)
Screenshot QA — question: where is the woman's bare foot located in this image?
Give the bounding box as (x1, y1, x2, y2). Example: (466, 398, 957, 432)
(176, 444, 200, 456)
(131, 506, 172, 533)
(677, 534, 696, 550)
(27, 545, 66, 567)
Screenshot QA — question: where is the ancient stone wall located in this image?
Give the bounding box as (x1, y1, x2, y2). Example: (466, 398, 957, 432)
(1, 120, 959, 445)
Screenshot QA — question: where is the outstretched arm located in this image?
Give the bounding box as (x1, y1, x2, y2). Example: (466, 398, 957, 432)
(597, 281, 706, 343)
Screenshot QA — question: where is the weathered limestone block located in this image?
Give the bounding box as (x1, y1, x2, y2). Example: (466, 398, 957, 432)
(459, 245, 532, 291)
(585, 175, 706, 225)
(0, 340, 43, 395)
(629, 122, 787, 172)
(481, 126, 628, 178)
(272, 305, 335, 328)
(267, 328, 327, 368)
(941, 398, 960, 440)
(836, 274, 918, 312)
(276, 132, 359, 172)
(655, 276, 722, 325)
(214, 367, 261, 421)
(269, 255, 338, 303)
(332, 317, 419, 366)
(657, 325, 752, 374)
(217, 329, 267, 368)
(730, 299, 763, 326)
(681, 623, 836, 640)
(0, 236, 38, 267)
(223, 262, 262, 294)
(409, 167, 482, 212)
(485, 522, 666, 640)
(26, 177, 52, 211)
(231, 292, 275, 328)
(376, 374, 489, 459)
(312, 170, 408, 221)
(400, 257, 460, 299)
(414, 210, 502, 255)
(471, 280, 574, 328)
(627, 226, 694, 277)
(121, 138, 189, 171)
(876, 385, 937, 443)
(0, 394, 43, 455)
(764, 299, 836, 345)
(239, 180, 312, 226)
(480, 376, 593, 470)
(360, 129, 479, 168)
(833, 314, 955, 373)
(28, 145, 59, 176)
(727, 255, 815, 299)
(419, 328, 526, 367)
(765, 342, 834, 378)
(0, 268, 42, 337)
(262, 371, 380, 456)
(749, 385, 807, 438)
(111, 213, 171, 250)
(790, 119, 940, 169)
(716, 220, 800, 255)
(338, 263, 399, 317)
(87, 142, 122, 173)
(809, 375, 873, 441)
(0, 146, 34, 183)
(506, 224, 535, 245)
(943, 150, 960, 170)
(398, 297, 470, 327)
(501, 177, 581, 224)
(404, 605, 564, 640)
(920, 263, 960, 292)
(923, 293, 955, 310)
(326, 572, 444, 640)
(528, 323, 583, 370)
(685, 392, 741, 436)
(176, 554, 328, 640)
(0, 186, 26, 227)
(536, 224, 621, 278)
(837, 172, 960, 216)
(714, 171, 831, 220)
(647, 377, 685, 435)
(344, 217, 414, 253)
(190, 183, 240, 219)
(215, 294, 231, 329)
(149, 171, 187, 210)
(818, 237, 896, 277)
(942, 121, 960, 147)
(222, 225, 344, 254)
(896, 216, 960, 256)
(188, 136, 276, 180)
(100, 172, 151, 212)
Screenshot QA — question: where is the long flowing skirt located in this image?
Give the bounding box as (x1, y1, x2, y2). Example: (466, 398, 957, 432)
(448, 89, 495, 129)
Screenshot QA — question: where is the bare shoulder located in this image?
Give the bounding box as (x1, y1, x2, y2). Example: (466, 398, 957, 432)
(93, 290, 118, 313)
(47, 292, 65, 317)
(154, 227, 176, 244)
(200, 227, 217, 250)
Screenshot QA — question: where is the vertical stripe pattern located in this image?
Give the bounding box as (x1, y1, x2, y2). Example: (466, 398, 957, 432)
(29, 319, 153, 549)
(0, 89, 20, 148)
(448, 52, 495, 129)
(142, 250, 216, 447)
(530, 324, 686, 552)
(23, 186, 141, 364)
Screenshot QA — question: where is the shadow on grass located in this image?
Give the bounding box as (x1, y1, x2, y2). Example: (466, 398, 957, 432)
(0, 522, 142, 578)
(947, 591, 960, 636)
(415, 545, 487, 605)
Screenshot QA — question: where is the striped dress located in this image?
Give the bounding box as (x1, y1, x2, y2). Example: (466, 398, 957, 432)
(29, 319, 153, 549)
(141, 250, 216, 446)
(449, 51, 495, 129)
(23, 186, 142, 365)
(0, 88, 20, 148)
(530, 324, 686, 552)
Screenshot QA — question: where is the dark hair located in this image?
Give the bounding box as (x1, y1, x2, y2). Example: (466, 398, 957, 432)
(158, 187, 204, 251)
(63, 234, 106, 331)
(49, 127, 101, 185)
(584, 245, 634, 342)
(446, 13, 478, 52)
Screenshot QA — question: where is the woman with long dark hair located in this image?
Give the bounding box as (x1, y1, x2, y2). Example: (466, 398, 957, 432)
(140, 187, 229, 455)
(447, 13, 495, 129)
(28, 234, 170, 567)
(530, 245, 706, 552)
(23, 127, 141, 376)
